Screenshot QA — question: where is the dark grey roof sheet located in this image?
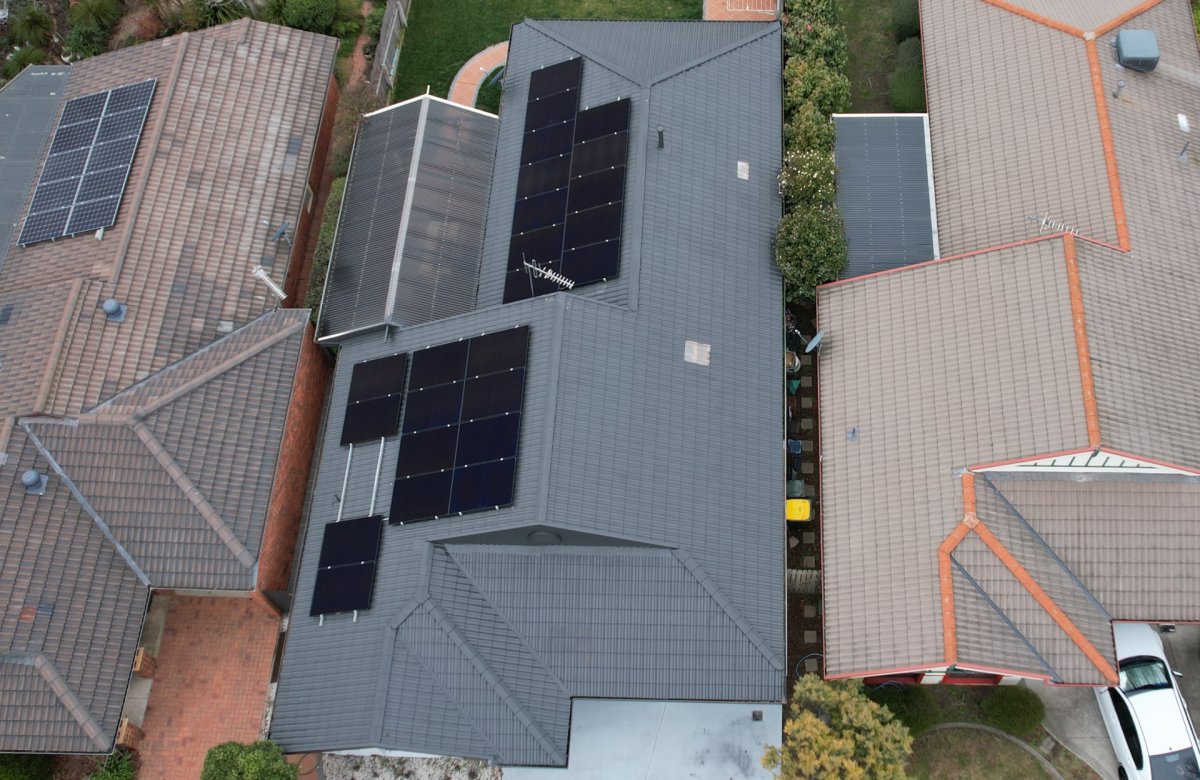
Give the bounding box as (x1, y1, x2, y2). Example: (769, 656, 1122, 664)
(833, 114, 938, 278)
(319, 96, 498, 341)
(273, 19, 784, 763)
(0, 66, 70, 276)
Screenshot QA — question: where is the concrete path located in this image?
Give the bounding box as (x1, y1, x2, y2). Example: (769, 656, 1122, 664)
(1162, 624, 1200, 729)
(1039, 683, 1119, 780)
(927, 723, 1063, 780)
(703, 0, 778, 21)
(448, 42, 508, 109)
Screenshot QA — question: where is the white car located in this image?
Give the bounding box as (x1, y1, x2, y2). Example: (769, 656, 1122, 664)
(1095, 623, 1200, 780)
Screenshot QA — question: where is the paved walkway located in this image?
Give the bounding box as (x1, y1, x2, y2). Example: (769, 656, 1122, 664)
(137, 597, 281, 780)
(703, 0, 778, 21)
(1040, 684, 1119, 780)
(348, 1, 375, 88)
(448, 42, 508, 108)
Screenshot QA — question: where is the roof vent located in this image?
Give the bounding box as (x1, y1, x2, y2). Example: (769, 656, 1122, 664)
(684, 340, 711, 366)
(1115, 30, 1159, 73)
(22, 469, 47, 495)
(102, 298, 126, 322)
(527, 531, 562, 545)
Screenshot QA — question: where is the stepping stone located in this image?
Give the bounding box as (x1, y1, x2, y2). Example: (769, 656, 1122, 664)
(801, 397, 813, 409)
(801, 418, 814, 430)
(804, 630, 818, 644)
(801, 354, 812, 366)
(1039, 737, 1055, 755)
(803, 556, 815, 569)
(801, 463, 814, 474)
(800, 376, 813, 388)
(802, 532, 815, 545)
(788, 536, 799, 549)
(804, 605, 816, 618)
(805, 658, 819, 672)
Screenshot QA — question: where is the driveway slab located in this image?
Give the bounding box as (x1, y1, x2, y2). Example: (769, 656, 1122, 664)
(1038, 682, 1119, 780)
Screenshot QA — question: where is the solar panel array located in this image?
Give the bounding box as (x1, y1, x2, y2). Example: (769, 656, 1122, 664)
(504, 58, 630, 304)
(310, 514, 383, 616)
(18, 79, 156, 246)
(341, 353, 408, 446)
(389, 326, 529, 524)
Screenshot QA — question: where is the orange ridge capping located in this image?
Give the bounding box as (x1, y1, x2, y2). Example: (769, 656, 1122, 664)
(1086, 37, 1132, 252)
(1063, 234, 1102, 448)
(972, 521, 1120, 683)
(937, 473, 979, 667)
(1094, 0, 1169, 36)
(976, 0, 1085, 37)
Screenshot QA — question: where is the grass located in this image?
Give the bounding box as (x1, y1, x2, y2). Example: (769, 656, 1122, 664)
(907, 729, 1053, 780)
(391, 0, 701, 102)
(838, 0, 894, 112)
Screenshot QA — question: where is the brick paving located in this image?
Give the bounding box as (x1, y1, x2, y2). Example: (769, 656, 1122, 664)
(704, 0, 777, 21)
(137, 597, 281, 780)
(448, 42, 508, 108)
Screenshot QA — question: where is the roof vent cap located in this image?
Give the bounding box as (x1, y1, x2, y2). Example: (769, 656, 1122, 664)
(102, 298, 127, 322)
(1116, 30, 1159, 73)
(22, 469, 47, 495)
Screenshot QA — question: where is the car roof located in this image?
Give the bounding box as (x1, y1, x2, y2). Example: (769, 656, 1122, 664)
(1115, 622, 1165, 662)
(1129, 688, 1196, 756)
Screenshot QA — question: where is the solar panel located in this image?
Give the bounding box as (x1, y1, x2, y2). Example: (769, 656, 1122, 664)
(567, 167, 625, 214)
(574, 99, 630, 144)
(571, 131, 628, 178)
(341, 394, 404, 445)
(388, 327, 530, 524)
(19, 79, 156, 246)
(564, 202, 623, 250)
(521, 121, 575, 165)
(528, 58, 582, 101)
(516, 156, 572, 199)
(508, 224, 565, 272)
(347, 353, 408, 404)
(503, 266, 561, 303)
(524, 89, 578, 133)
(561, 241, 621, 285)
(316, 515, 383, 569)
(512, 189, 568, 234)
(310, 561, 377, 615)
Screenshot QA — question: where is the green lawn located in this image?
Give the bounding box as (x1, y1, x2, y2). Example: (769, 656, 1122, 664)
(839, 0, 895, 112)
(908, 729, 1052, 780)
(392, 0, 702, 103)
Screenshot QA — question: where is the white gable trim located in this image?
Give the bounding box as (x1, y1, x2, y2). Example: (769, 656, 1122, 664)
(975, 448, 1196, 475)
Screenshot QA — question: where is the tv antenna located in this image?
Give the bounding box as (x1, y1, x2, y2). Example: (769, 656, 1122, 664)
(263, 219, 293, 247)
(251, 265, 287, 301)
(522, 254, 575, 292)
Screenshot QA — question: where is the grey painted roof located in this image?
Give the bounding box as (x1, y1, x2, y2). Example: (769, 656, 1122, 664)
(833, 114, 937, 278)
(0, 66, 70, 277)
(319, 96, 498, 341)
(273, 19, 784, 763)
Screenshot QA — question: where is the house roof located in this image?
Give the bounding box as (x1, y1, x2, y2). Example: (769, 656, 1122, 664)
(272, 19, 785, 763)
(318, 96, 499, 342)
(832, 113, 938, 277)
(0, 20, 337, 753)
(818, 0, 1200, 682)
(0, 66, 71, 276)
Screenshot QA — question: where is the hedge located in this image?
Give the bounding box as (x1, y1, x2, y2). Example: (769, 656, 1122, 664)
(783, 19, 848, 72)
(304, 176, 347, 318)
(889, 64, 926, 112)
(0, 755, 54, 780)
(896, 36, 922, 68)
(866, 684, 941, 737)
(784, 57, 851, 119)
(981, 686, 1046, 736)
(784, 0, 840, 26)
(281, 0, 337, 35)
(779, 148, 838, 209)
(776, 205, 848, 303)
(201, 741, 297, 780)
(892, 0, 920, 42)
(784, 103, 837, 153)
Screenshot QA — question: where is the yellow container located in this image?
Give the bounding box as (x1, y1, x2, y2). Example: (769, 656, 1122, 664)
(787, 498, 811, 521)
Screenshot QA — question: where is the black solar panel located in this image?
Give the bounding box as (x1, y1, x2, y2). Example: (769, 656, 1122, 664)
(564, 202, 623, 250)
(503, 266, 561, 303)
(512, 189, 568, 234)
(388, 327, 529, 524)
(316, 515, 383, 569)
(516, 156, 572, 199)
(574, 98, 630, 144)
(507, 224, 565, 272)
(347, 353, 408, 404)
(409, 340, 469, 390)
(567, 167, 625, 214)
(341, 394, 404, 445)
(528, 58, 581, 101)
(562, 240, 621, 285)
(520, 121, 575, 165)
(571, 131, 629, 178)
(310, 561, 377, 615)
(524, 88, 578, 133)
(19, 79, 156, 246)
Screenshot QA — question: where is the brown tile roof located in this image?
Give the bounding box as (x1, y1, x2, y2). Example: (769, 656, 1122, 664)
(820, 0, 1200, 681)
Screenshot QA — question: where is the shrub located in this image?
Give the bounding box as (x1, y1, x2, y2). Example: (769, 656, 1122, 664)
(69, 0, 122, 30)
(2, 45, 49, 80)
(332, 0, 362, 40)
(111, 5, 166, 45)
(784, 103, 837, 153)
(0, 754, 54, 780)
(895, 35, 922, 68)
(776, 204, 847, 302)
(784, 58, 850, 119)
(891, 0, 920, 42)
(304, 176, 346, 319)
(90, 751, 136, 780)
(364, 2, 384, 44)
(281, 0, 337, 35)
(67, 23, 108, 57)
(779, 148, 837, 209)
(866, 684, 941, 737)
(981, 686, 1046, 736)
(10, 3, 55, 48)
(201, 741, 297, 780)
(329, 83, 382, 175)
(784, 0, 839, 26)
(889, 64, 925, 112)
(783, 18, 847, 72)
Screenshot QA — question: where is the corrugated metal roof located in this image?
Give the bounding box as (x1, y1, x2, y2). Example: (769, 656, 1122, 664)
(318, 96, 498, 341)
(833, 114, 937, 278)
(0, 66, 69, 277)
(272, 20, 784, 762)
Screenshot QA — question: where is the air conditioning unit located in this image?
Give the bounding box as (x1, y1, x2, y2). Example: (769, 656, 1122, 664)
(1116, 30, 1160, 73)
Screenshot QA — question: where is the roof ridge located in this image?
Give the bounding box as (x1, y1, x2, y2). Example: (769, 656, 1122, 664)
(31, 653, 110, 751)
(649, 22, 780, 86)
(523, 19, 646, 87)
(1063, 234, 1102, 447)
(672, 549, 785, 670)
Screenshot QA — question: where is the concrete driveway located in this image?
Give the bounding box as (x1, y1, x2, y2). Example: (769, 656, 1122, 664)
(1039, 681, 1119, 780)
(1161, 624, 1200, 730)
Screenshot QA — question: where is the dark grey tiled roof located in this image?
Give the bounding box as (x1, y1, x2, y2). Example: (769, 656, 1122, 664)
(0, 66, 70, 277)
(273, 19, 784, 763)
(833, 114, 937, 278)
(319, 96, 498, 341)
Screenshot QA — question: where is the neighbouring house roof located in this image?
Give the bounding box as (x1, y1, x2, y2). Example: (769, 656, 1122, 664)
(272, 19, 784, 764)
(0, 66, 71, 276)
(832, 113, 938, 277)
(819, 0, 1200, 683)
(0, 21, 337, 753)
(318, 95, 498, 341)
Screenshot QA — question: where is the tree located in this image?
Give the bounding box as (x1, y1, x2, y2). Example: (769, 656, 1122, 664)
(784, 0, 840, 26)
(201, 740, 297, 780)
(783, 18, 847, 72)
(776, 205, 848, 303)
(779, 147, 838, 209)
(764, 677, 913, 779)
(784, 103, 837, 153)
(784, 58, 851, 119)
(281, 0, 337, 36)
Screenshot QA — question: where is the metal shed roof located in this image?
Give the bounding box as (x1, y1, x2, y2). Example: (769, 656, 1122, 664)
(832, 113, 938, 278)
(317, 95, 499, 342)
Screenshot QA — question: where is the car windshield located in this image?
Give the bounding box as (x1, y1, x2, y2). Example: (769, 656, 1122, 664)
(1150, 748, 1200, 780)
(1121, 657, 1172, 695)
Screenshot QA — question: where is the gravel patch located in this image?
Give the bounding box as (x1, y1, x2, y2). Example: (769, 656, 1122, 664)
(322, 754, 502, 780)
